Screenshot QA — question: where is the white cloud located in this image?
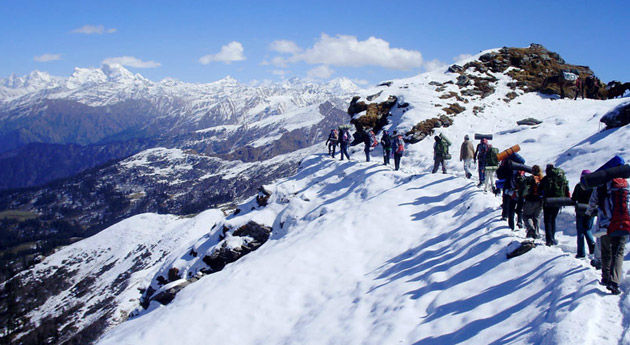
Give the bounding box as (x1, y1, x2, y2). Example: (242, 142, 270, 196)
(269, 40, 301, 54)
(453, 53, 473, 63)
(306, 65, 334, 80)
(352, 79, 370, 86)
(272, 70, 287, 76)
(34, 53, 61, 62)
(424, 59, 447, 72)
(199, 41, 246, 65)
(102, 56, 161, 68)
(290, 34, 423, 70)
(72, 25, 117, 35)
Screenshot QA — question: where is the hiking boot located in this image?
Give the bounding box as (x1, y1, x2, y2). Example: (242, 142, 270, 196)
(600, 278, 610, 286)
(575, 254, 585, 259)
(608, 283, 621, 295)
(587, 242, 595, 255)
(591, 259, 602, 270)
(477, 182, 483, 187)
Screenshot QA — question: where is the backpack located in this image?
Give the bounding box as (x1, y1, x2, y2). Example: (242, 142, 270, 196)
(395, 136, 404, 153)
(381, 134, 391, 149)
(523, 175, 542, 200)
(329, 129, 338, 141)
(369, 131, 378, 148)
(485, 146, 499, 167)
(608, 178, 630, 233)
(341, 130, 349, 143)
(435, 137, 450, 158)
(544, 168, 568, 197)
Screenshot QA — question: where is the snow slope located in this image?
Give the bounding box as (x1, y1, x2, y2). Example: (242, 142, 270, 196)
(96, 81, 630, 344)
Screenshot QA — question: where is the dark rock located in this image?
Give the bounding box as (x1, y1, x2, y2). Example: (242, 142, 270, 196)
(516, 118, 543, 126)
(167, 267, 180, 282)
(256, 186, 271, 207)
(152, 280, 191, 305)
(366, 91, 383, 101)
(448, 64, 463, 73)
(601, 102, 630, 129)
(456, 75, 470, 87)
(233, 221, 272, 243)
(377, 81, 393, 87)
(428, 81, 442, 86)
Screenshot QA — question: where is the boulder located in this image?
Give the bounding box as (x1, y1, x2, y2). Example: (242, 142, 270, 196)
(516, 118, 542, 126)
(456, 75, 470, 87)
(448, 64, 463, 73)
(601, 102, 630, 129)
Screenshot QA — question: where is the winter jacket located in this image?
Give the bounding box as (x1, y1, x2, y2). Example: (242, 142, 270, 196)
(475, 142, 489, 163)
(460, 140, 475, 161)
(523, 174, 543, 201)
(587, 179, 630, 235)
(381, 134, 392, 151)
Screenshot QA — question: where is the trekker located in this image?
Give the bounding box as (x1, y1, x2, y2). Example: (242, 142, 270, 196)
(339, 127, 351, 161)
(522, 165, 544, 239)
(481, 142, 499, 193)
(574, 77, 584, 100)
(460, 135, 475, 179)
(475, 138, 490, 186)
(586, 176, 630, 295)
(325, 128, 338, 157)
(381, 131, 392, 165)
(363, 130, 375, 162)
(515, 170, 526, 229)
(540, 164, 570, 246)
(432, 134, 451, 174)
(392, 131, 405, 171)
(572, 170, 596, 258)
(496, 154, 525, 230)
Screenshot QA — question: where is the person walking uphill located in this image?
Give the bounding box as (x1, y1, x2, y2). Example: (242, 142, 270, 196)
(460, 135, 475, 179)
(572, 170, 596, 258)
(339, 127, 351, 161)
(381, 131, 392, 165)
(325, 128, 338, 157)
(363, 130, 376, 162)
(392, 131, 405, 171)
(540, 164, 570, 246)
(432, 134, 451, 174)
(475, 138, 490, 187)
(586, 176, 630, 295)
(522, 165, 544, 239)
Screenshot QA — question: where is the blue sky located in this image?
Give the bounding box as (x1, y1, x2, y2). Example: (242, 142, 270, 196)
(1, 0, 628, 85)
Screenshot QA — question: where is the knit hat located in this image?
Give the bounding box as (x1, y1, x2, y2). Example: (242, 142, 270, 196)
(581, 169, 592, 176)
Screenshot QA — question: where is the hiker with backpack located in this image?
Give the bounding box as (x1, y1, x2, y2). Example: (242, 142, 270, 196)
(586, 176, 630, 295)
(522, 165, 544, 239)
(460, 135, 475, 179)
(496, 153, 526, 230)
(381, 131, 392, 165)
(392, 131, 405, 171)
(432, 134, 451, 174)
(477, 140, 499, 192)
(339, 127, 351, 161)
(363, 130, 377, 162)
(572, 170, 596, 258)
(540, 164, 571, 246)
(325, 129, 339, 157)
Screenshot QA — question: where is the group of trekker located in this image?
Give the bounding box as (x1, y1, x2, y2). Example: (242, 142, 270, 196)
(325, 127, 629, 295)
(466, 134, 629, 295)
(325, 127, 406, 171)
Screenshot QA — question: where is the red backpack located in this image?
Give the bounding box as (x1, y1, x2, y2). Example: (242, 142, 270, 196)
(608, 178, 630, 234)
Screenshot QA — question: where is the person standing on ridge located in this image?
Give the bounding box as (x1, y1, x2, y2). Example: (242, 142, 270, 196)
(339, 127, 351, 161)
(363, 131, 373, 162)
(540, 164, 570, 246)
(325, 128, 338, 157)
(392, 131, 405, 171)
(572, 170, 596, 258)
(586, 176, 630, 295)
(381, 131, 392, 165)
(475, 138, 490, 186)
(574, 76, 584, 100)
(432, 134, 451, 174)
(522, 165, 544, 239)
(460, 135, 475, 179)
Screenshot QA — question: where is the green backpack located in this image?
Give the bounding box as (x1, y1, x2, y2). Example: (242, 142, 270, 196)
(436, 136, 451, 159)
(485, 147, 499, 167)
(544, 168, 568, 197)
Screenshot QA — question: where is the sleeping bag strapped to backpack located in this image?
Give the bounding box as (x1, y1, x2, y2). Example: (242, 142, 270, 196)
(543, 168, 568, 197)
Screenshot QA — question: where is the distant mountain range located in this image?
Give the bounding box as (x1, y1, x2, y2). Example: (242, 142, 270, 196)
(0, 65, 357, 190)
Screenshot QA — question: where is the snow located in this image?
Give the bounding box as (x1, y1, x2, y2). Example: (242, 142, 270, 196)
(96, 70, 630, 344)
